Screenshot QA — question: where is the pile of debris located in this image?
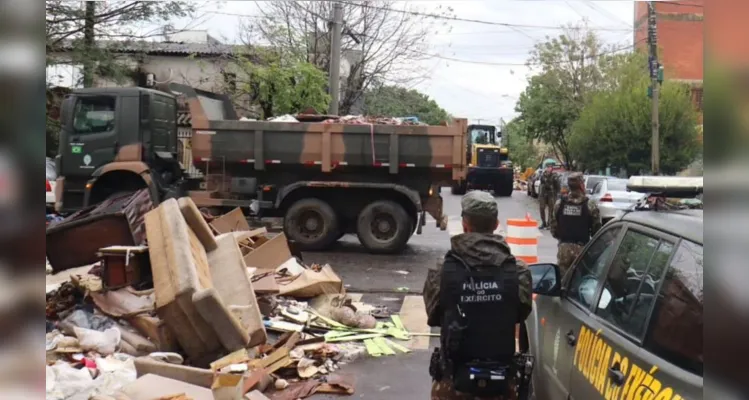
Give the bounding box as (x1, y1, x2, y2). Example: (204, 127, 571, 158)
(322, 115, 427, 126)
(45, 190, 428, 400)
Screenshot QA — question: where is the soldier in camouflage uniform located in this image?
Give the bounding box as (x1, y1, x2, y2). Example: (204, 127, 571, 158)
(538, 166, 560, 229)
(423, 191, 533, 400)
(550, 172, 602, 276)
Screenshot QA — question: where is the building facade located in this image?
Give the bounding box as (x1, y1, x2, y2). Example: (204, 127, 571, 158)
(634, 0, 703, 124)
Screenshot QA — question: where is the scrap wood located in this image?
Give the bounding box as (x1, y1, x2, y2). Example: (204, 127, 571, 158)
(326, 333, 384, 343)
(265, 320, 304, 333)
(316, 373, 356, 395)
(155, 394, 190, 400)
(268, 331, 302, 353)
(371, 337, 396, 356)
(210, 348, 252, 372)
(363, 339, 382, 357)
(383, 338, 411, 353)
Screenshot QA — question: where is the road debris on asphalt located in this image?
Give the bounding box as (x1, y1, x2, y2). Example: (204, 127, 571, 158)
(46, 193, 426, 400)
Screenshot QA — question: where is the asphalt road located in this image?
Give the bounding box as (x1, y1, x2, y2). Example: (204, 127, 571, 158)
(302, 187, 558, 295)
(302, 188, 557, 400)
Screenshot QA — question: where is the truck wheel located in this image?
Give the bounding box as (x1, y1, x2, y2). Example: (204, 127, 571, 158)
(284, 199, 339, 251)
(356, 200, 412, 254)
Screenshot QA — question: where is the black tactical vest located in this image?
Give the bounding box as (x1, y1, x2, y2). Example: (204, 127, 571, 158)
(556, 197, 591, 244)
(441, 252, 520, 364)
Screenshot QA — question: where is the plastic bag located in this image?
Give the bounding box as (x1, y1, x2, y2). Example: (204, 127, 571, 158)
(46, 362, 94, 400)
(74, 327, 121, 355)
(62, 309, 116, 331)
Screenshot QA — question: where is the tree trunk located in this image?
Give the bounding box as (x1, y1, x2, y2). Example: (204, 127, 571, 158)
(82, 1, 96, 88)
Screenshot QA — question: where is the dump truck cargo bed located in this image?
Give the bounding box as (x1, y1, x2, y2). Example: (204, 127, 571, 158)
(190, 120, 467, 183)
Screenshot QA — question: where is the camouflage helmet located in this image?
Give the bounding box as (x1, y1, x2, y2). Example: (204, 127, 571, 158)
(461, 191, 498, 218)
(567, 172, 584, 187)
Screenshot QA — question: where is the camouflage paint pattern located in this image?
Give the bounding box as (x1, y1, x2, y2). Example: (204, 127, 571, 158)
(179, 82, 467, 185)
(431, 378, 519, 400)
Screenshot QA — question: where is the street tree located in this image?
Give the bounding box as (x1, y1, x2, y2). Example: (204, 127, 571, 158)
(46, 0, 201, 86)
(247, 1, 454, 115)
(569, 52, 700, 175)
(363, 84, 450, 125)
(233, 51, 330, 119)
(514, 23, 607, 167)
(501, 118, 538, 171)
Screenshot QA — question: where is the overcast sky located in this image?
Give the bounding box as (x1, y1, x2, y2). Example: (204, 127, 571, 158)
(48, 1, 634, 123)
(191, 1, 635, 124)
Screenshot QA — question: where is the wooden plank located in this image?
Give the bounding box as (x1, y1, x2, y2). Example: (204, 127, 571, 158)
(399, 295, 430, 350)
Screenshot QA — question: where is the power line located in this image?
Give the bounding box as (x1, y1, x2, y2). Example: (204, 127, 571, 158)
(407, 40, 644, 67)
(324, 1, 634, 32)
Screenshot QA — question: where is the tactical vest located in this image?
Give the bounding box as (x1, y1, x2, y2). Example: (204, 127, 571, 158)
(556, 197, 591, 244)
(441, 252, 520, 364)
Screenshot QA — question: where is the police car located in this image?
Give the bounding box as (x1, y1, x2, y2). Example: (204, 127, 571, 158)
(522, 176, 703, 400)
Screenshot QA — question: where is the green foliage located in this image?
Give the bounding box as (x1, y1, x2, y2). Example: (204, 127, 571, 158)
(569, 56, 700, 175)
(502, 118, 538, 170)
(238, 53, 330, 119)
(363, 85, 450, 125)
(514, 24, 606, 167)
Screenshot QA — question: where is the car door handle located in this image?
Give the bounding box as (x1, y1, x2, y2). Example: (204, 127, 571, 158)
(608, 364, 625, 386)
(565, 330, 577, 347)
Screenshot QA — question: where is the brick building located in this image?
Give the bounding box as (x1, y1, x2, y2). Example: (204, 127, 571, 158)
(634, 0, 703, 121)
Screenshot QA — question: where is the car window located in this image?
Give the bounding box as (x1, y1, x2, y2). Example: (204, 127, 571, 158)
(566, 226, 622, 309)
(607, 179, 627, 191)
(591, 181, 603, 195)
(587, 177, 604, 190)
(645, 240, 703, 376)
(595, 229, 674, 339)
(73, 96, 116, 134)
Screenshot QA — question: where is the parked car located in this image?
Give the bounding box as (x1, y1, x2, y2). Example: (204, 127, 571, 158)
(46, 157, 57, 209)
(589, 177, 645, 223)
(583, 175, 611, 195)
(523, 176, 703, 400)
(528, 169, 542, 197)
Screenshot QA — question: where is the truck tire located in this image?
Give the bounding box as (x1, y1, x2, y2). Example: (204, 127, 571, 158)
(356, 200, 412, 254)
(284, 198, 339, 251)
(451, 181, 467, 196)
(494, 183, 513, 197)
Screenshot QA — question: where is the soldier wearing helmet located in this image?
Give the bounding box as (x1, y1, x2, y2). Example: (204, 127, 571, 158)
(550, 172, 602, 276)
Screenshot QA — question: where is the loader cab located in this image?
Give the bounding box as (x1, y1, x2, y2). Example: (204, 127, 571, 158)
(466, 124, 509, 168)
(55, 87, 179, 212)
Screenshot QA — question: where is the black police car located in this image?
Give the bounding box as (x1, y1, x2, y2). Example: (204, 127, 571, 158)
(522, 176, 703, 400)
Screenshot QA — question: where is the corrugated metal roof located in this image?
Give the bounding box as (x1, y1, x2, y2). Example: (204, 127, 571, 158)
(53, 39, 252, 57)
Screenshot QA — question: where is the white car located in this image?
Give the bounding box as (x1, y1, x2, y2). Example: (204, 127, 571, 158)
(588, 177, 646, 222)
(46, 157, 57, 209)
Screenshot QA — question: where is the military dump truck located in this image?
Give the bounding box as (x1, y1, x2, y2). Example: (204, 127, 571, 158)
(451, 124, 513, 197)
(54, 84, 467, 254)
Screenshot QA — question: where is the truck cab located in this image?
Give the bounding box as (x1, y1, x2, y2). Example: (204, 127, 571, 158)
(54, 87, 183, 213)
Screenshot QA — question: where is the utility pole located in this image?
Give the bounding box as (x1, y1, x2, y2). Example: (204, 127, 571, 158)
(647, 2, 660, 175)
(328, 2, 343, 115)
(82, 1, 97, 88)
